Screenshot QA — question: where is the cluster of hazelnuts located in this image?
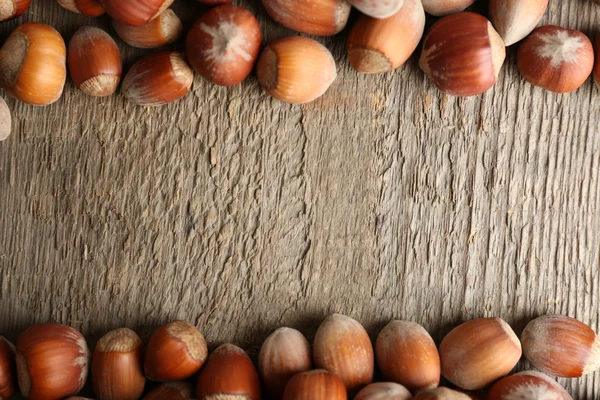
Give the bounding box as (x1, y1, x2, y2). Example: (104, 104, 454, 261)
(0, 0, 597, 127)
(0, 313, 598, 399)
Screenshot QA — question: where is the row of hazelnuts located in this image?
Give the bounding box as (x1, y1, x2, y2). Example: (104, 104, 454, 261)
(0, 313, 598, 399)
(0, 0, 598, 120)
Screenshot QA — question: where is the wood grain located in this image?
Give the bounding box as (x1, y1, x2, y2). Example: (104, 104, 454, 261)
(0, 0, 599, 398)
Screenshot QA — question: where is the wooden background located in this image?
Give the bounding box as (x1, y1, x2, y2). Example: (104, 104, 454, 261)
(0, 0, 599, 398)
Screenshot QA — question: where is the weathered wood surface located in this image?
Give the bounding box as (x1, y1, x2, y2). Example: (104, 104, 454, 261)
(0, 0, 599, 398)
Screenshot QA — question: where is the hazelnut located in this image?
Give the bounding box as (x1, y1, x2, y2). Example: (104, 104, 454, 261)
(313, 313, 374, 395)
(144, 320, 207, 381)
(0, 97, 11, 142)
(259, 327, 312, 399)
(419, 12, 506, 97)
(346, 0, 403, 19)
(354, 382, 412, 400)
(282, 369, 347, 400)
(186, 4, 261, 86)
(143, 381, 194, 400)
(122, 52, 194, 107)
(91, 328, 145, 400)
(517, 26, 594, 93)
(0, 0, 30, 21)
(421, 0, 475, 16)
(376, 320, 440, 392)
(521, 314, 600, 378)
(16, 323, 90, 400)
(113, 8, 183, 49)
(262, 0, 351, 36)
(0, 22, 67, 106)
(0, 337, 16, 399)
(487, 370, 572, 400)
(57, 0, 105, 17)
(489, 0, 548, 46)
(196, 343, 261, 400)
(257, 36, 337, 104)
(68, 26, 122, 97)
(439, 317, 521, 390)
(347, 0, 425, 74)
(101, 0, 174, 26)
(414, 387, 472, 400)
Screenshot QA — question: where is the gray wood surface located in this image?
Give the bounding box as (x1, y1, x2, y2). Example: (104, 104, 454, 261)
(0, 0, 599, 398)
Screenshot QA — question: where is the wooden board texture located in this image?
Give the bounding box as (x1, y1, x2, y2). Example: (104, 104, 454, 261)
(1, 0, 599, 398)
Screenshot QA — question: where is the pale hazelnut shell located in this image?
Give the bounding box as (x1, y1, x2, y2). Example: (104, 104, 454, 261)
(487, 370, 572, 400)
(489, 0, 548, 46)
(354, 382, 412, 400)
(421, 0, 475, 16)
(346, 0, 403, 19)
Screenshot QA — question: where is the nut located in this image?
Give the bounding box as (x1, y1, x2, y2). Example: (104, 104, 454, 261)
(143, 381, 194, 400)
(259, 327, 312, 399)
(489, 0, 548, 46)
(144, 320, 207, 381)
(282, 369, 347, 400)
(257, 36, 337, 104)
(91, 328, 145, 400)
(347, 0, 425, 74)
(414, 387, 472, 400)
(68, 26, 122, 97)
(354, 382, 412, 400)
(421, 0, 475, 16)
(0, 97, 11, 142)
(419, 12, 506, 97)
(113, 8, 183, 49)
(0, 337, 16, 399)
(122, 52, 194, 107)
(376, 320, 440, 392)
(313, 313, 374, 395)
(517, 26, 594, 93)
(101, 0, 174, 26)
(521, 314, 600, 377)
(196, 343, 261, 400)
(439, 317, 521, 390)
(262, 0, 351, 36)
(186, 4, 261, 86)
(0, 0, 31, 21)
(346, 0, 403, 19)
(16, 323, 90, 400)
(487, 370, 572, 400)
(57, 0, 105, 16)
(0, 22, 67, 106)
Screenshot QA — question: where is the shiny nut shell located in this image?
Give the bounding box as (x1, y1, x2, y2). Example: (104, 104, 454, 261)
(186, 4, 261, 86)
(262, 0, 351, 36)
(113, 9, 183, 49)
(0, 22, 66, 106)
(0, 337, 16, 399)
(313, 313, 374, 394)
(57, 0, 105, 16)
(144, 320, 207, 381)
(143, 381, 194, 400)
(517, 26, 594, 93)
(282, 369, 347, 400)
(196, 343, 261, 400)
(376, 320, 440, 392)
(354, 382, 412, 400)
(101, 0, 174, 26)
(122, 52, 194, 107)
(16, 323, 90, 400)
(257, 36, 337, 104)
(419, 12, 506, 97)
(68, 26, 122, 97)
(414, 387, 472, 400)
(489, 0, 548, 46)
(259, 327, 312, 399)
(421, 0, 475, 16)
(91, 328, 145, 400)
(347, 0, 425, 74)
(346, 0, 403, 19)
(487, 370, 572, 400)
(0, 0, 31, 21)
(439, 317, 521, 390)
(521, 315, 600, 377)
